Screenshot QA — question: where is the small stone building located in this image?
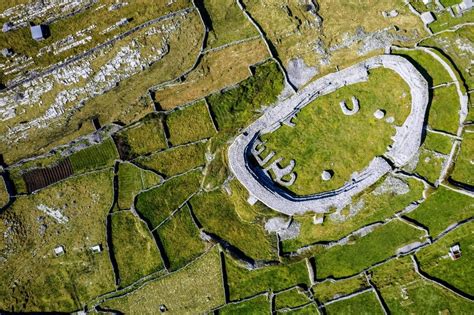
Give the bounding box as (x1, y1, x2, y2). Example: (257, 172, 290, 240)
(30, 25, 49, 41)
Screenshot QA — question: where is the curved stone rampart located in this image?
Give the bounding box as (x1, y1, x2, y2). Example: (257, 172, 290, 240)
(228, 55, 429, 215)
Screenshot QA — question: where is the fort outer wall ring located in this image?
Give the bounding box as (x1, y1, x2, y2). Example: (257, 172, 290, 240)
(228, 55, 429, 216)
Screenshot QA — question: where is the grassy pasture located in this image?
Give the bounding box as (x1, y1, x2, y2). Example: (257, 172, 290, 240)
(420, 25, 474, 89)
(0, 171, 115, 312)
(0, 175, 10, 207)
(416, 221, 474, 295)
(204, 0, 259, 48)
(372, 256, 473, 314)
(190, 188, 277, 261)
(135, 141, 207, 178)
(275, 287, 310, 310)
(156, 204, 207, 270)
(135, 169, 202, 229)
(219, 294, 270, 314)
(166, 100, 216, 145)
(313, 275, 369, 303)
(393, 49, 452, 86)
(101, 248, 224, 314)
(429, 85, 460, 135)
(117, 162, 161, 210)
(314, 220, 425, 279)
(414, 149, 446, 184)
(111, 211, 163, 288)
(406, 186, 474, 237)
(207, 60, 284, 134)
(155, 38, 269, 110)
(451, 128, 474, 186)
(324, 290, 383, 315)
(69, 137, 118, 174)
(225, 255, 310, 301)
(423, 132, 453, 155)
(262, 67, 411, 195)
(114, 113, 168, 159)
(283, 176, 424, 252)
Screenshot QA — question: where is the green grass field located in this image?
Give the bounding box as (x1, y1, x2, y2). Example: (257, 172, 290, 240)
(283, 176, 424, 252)
(406, 186, 474, 237)
(0, 176, 9, 207)
(420, 25, 474, 89)
(451, 128, 474, 186)
(315, 220, 425, 279)
(156, 204, 207, 270)
(101, 248, 224, 314)
(114, 113, 168, 159)
(414, 149, 446, 184)
(111, 211, 163, 287)
(69, 138, 119, 174)
(313, 275, 369, 303)
(203, 0, 258, 48)
(262, 67, 411, 195)
(218, 294, 269, 314)
(135, 170, 202, 229)
(166, 100, 217, 146)
(416, 221, 474, 295)
(429, 9, 474, 34)
(225, 256, 310, 301)
(325, 291, 383, 315)
(429, 85, 460, 135)
(135, 141, 207, 177)
(393, 49, 452, 86)
(0, 171, 115, 312)
(275, 287, 310, 310)
(423, 132, 453, 155)
(207, 60, 284, 134)
(372, 256, 473, 314)
(117, 162, 162, 210)
(190, 188, 277, 261)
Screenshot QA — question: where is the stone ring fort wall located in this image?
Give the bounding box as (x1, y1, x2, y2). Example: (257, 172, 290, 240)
(228, 55, 429, 215)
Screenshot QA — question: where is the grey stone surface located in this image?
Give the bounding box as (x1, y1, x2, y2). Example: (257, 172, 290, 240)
(374, 109, 385, 119)
(321, 170, 333, 181)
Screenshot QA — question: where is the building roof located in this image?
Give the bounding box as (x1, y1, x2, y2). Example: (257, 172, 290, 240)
(420, 12, 435, 24)
(30, 25, 45, 40)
